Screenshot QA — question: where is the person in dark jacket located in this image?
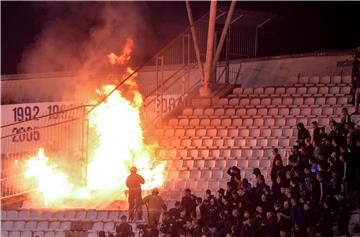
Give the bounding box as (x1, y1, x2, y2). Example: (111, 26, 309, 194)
(297, 123, 311, 147)
(126, 166, 145, 221)
(143, 188, 167, 227)
(115, 215, 133, 237)
(353, 64, 360, 114)
(311, 121, 321, 147)
(181, 189, 197, 218)
(350, 46, 360, 104)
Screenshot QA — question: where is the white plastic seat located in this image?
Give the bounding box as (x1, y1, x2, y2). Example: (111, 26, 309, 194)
(315, 97, 326, 105)
(310, 76, 320, 84)
(246, 138, 257, 147)
(297, 87, 307, 94)
(236, 108, 246, 116)
(96, 211, 108, 221)
(179, 118, 189, 126)
(242, 149, 253, 158)
(204, 139, 214, 147)
(214, 108, 225, 116)
(264, 87, 275, 94)
(279, 108, 290, 116)
(247, 108, 257, 116)
(301, 107, 311, 116)
(195, 128, 206, 137)
(261, 98, 271, 106)
(257, 138, 267, 147)
(174, 128, 185, 137)
(319, 87, 329, 94)
(44, 231, 55, 237)
(326, 97, 337, 105)
(258, 108, 267, 116)
(168, 118, 178, 126)
(232, 118, 242, 126)
(199, 149, 209, 158)
(17, 210, 30, 219)
(75, 210, 86, 220)
(193, 108, 203, 116)
(249, 128, 260, 137)
(304, 98, 315, 105)
(343, 75, 351, 84)
(229, 98, 239, 106)
(340, 87, 350, 94)
(62, 210, 74, 220)
(200, 119, 210, 126)
(59, 222, 71, 231)
(189, 118, 200, 126)
(24, 221, 36, 230)
(239, 129, 250, 137)
(2, 230, 9, 237)
(286, 118, 297, 127)
(272, 128, 282, 137)
(13, 221, 25, 230)
(329, 86, 340, 94)
(40, 210, 53, 219)
(290, 108, 300, 116)
(191, 138, 202, 147)
(54, 232, 65, 237)
(337, 97, 347, 105)
(272, 97, 282, 105)
(254, 88, 264, 94)
(182, 108, 193, 116)
(331, 75, 341, 84)
(20, 231, 32, 237)
(286, 87, 296, 94)
(264, 118, 275, 126)
(37, 221, 49, 231)
(254, 118, 264, 127)
(87, 232, 98, 237)
(206, 128, 217, 137)
(298, 76, 309, 84)
(7, 210, 17, 219)
(275, 87, 285, 94)
(268, 138, 279, 147)
(2, 221, 13, 231)
(233, 88, 243, 95)
(250, 98, 261, 106)
(220, 149, 231, 158)
(243, 88, 253, 94)
(211, 119, 221, 126)
(217, 98, 228, 106)
(204, 108, 214, 116)
(260, 128, 271, 137)
(320, 76, 331, 84)
(294, 97, 304, 105)
(49, 221, 60, 230)
(9, 231, 21, 237)
(53, 211, 64, 220)
(268, 108, 278, 116)
(209, 149, 220, 158)
(225, 108, 236, 116)
(243, 118, 253, 127)
(234, 139, 246, 147)
(240, 98, 250, 106)
(307, 87, 318, 94)
(221, 118, 232, 126)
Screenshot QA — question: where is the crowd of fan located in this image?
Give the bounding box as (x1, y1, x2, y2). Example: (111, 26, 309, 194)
(99, 48, 360, 237)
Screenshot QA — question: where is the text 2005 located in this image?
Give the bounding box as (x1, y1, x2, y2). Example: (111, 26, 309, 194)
(12, 127, 40, 142)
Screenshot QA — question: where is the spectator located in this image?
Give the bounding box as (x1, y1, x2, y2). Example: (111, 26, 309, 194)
(181, 189, 197, 218)
(296, 123, 310, 147)
(115, 215, 133, 237)
(350, 46, 360, 104)
(354, 64, 360, 114)
(340, 107, 352, 126)
(311, 121, 321, 148)
(142, 188, 167, 227)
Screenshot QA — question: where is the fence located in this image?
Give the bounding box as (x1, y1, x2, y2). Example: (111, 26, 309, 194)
(1, 105, 89, 198)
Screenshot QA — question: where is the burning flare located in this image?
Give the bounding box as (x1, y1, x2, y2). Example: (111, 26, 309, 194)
(21, 38, 166, 208)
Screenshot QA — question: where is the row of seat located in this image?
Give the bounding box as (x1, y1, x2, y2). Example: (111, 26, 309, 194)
(182, 104, 351, 117)
(159, 137, 296, 150)
(156, 126, 314, 139)
(157, 147, 283, 160)
(166, 158, 272, 171)
(220, 96, 348, 109)
(1, 209, 126, 221)
(231, 84, 350, 97)
(293, 75, 351, 84)
(1, 220, 71, 231)
(169, 116, 334, 128)
(221, 94, 348, 107)
(1, 230, 66, 237)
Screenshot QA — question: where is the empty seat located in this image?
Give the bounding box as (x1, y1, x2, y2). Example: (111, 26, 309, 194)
(196, 128, 206, 137)
(290, 108, 300, 116)
(275, 87, 286, 94)
(243, 119, 253, 127)
(174, 129, 185, 137)
(182, 108, 193, 116)
(239, 129, 250, 137)
(268, 108, 278, 116)
(279, 108, 290, 116)
(54, 232, 66, 237)
(297, 87, 307, 94)
(59, 222, 71, 231)
(2, 221, 13, 231)
(253, 118, 264, 127)
(320, 76, 331, 84)
(217, 98, 228, 106)
(214, 108, 225, 116)
(221, 118, 232, 126)
(258, 108, 267, 116)
(9, 231, 21, 237)
(283, 97, 293, 105)
(309, 76, 320, 84)
(331, 75, 341, 84)
(272, 97, 282, 105)
(233, 88, 243, 95)
(236, 108, 246, 116)
(286, 87, 297, 94)
(243, 88, 253, 94)
(249, 128, 260, 137)
(298, 76, 309, 84)
(13, 221, 25, 230)
(44, 232, 55, 237)
(2, 230, 9, 237)
(193, 108, 203, 116)
(204, 108, 214, 116)
(240, 98, 250, 106)
(315, 97, 326, 105)
(24, 221, 37, 230)
(329, 86, 340, 94)
(33, 232, 45, 237)
(17, 210, 30, 219)
(307, 87, 318, 94)
(20, 231, 32, 237)
(168, 118, 178, 126)
(304, 98, 315, 105)
(49, 222, 61, 230)
(254, 88, 264, 94)
(326, 97, 337, 105)
(250, 98, 261, 106)
(261, 98, 271, 106)
(37, 221, 49, 230)
(229, 98, 239, 106)
(211, 119, 221, 126)
(234, 139, 246, 147)
(319, 87, 329, 94)
(294, 97, 304, 105)
(204, 139, 214, 147)
(179, 118, 189, 126)
(75, 210, 86, 219)
(7, 210, 17, 219)
(247, 108, 257, 116)
(260, 128, 271, 137)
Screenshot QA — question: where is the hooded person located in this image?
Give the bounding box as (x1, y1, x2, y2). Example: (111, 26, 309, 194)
(126, 166, 145, 222)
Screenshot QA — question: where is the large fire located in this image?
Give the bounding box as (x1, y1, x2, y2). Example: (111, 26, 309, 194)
(20, 38, 166, 208)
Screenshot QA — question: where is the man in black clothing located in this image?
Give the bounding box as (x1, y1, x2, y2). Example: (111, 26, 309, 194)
(311, 121, 321, 147)
(297, 122, 311, 147)
(227, 166, 241, 190)
(115, 215, 133, 237)
(181, 189, 197, 218)
(126, 166, 145, 221)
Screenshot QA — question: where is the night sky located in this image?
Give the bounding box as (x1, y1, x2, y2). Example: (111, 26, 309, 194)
(1, 1, 360, 75)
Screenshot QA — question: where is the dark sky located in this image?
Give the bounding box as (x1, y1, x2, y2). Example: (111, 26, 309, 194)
(1, 1, 360, 75)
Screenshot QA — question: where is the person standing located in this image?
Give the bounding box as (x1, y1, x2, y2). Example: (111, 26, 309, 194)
(142, 188, 167, 227)
(126, 166, 145, 222)
(353, 64, 360, 114)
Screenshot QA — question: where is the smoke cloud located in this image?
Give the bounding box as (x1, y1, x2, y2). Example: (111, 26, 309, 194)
(17, 2, 157, 100)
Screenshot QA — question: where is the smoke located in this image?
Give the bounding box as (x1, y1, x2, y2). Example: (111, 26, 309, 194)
(17, 2, 157, 100)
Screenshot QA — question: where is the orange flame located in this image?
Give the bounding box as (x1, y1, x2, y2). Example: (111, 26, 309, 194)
(21, 38, 166, 208)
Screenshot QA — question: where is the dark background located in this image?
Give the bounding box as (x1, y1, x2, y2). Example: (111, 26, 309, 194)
(1, 1, 360, 75)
